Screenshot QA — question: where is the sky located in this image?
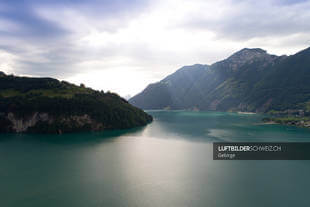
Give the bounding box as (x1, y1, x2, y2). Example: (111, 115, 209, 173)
(0, 0, 310, 97)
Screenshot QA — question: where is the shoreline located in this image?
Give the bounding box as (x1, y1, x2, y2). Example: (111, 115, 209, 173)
(237, 111, 256, 115)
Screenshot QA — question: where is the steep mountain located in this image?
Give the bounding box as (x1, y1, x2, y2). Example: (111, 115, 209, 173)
(0, 73, 152, 133)
(129, 47, 310, 113)
(130, 64, 209, 109)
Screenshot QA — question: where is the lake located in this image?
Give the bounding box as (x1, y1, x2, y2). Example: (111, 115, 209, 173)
(1, 111, 310, 207)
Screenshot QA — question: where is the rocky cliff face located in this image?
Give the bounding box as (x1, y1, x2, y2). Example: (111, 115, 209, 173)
(215, 48, 278, 72)
(7, 112, 50, 133)
(2, 112, 104, 134)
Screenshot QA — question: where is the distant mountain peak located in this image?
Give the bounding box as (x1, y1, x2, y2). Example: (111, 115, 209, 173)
(228, 48, 268, 60)
(239, 48, 266, 53)
(215, 47, 275, 71)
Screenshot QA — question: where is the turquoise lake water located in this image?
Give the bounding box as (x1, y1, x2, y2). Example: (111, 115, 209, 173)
(1, 111, 310, 207)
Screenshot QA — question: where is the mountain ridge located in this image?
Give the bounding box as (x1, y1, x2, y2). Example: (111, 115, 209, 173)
(129, 47, 310, 114)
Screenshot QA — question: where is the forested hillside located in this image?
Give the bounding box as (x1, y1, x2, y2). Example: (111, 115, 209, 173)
(0, 73, 152, 133)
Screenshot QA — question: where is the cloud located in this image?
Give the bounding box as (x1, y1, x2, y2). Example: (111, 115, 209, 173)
(0, 1, 68, 40)
(0, 0, 309, 96)
(0, 0, 151, 77)
(179, 0, 310, 40)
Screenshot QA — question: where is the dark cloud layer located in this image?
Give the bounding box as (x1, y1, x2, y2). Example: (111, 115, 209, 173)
(183, 0, 310, 41)
(0, 1, 68, 40)
(0, 0, 150, 77)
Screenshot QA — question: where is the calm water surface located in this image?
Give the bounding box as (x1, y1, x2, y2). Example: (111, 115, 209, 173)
(1, 111, 310, 207)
